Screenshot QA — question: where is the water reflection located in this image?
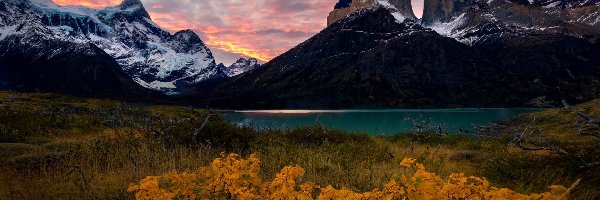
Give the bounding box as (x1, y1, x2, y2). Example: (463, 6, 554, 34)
(224, 109, 539, 135)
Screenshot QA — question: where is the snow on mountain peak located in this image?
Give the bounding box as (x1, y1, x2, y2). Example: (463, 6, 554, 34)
(421, 0, 600, 46)
(0, 0, 224, 95)
(375, 0, 408, 22)
(219, 58, 263, 77)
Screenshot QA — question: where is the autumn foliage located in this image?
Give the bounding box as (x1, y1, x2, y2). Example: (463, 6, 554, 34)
(128, 153, 576, 200)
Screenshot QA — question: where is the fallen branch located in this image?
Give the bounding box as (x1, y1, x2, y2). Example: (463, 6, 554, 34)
(563, 100, 600, 126)
(514, 117, 569, 154)
(562, 100, 600, 140)
(574, 119, 600, 139)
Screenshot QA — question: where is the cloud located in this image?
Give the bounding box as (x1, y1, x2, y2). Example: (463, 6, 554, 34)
(53, 0, 425, 65)
(139, 0, 336, 65)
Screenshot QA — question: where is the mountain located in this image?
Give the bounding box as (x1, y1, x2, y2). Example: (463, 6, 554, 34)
(423, 0, 600, 44)
(203, 0, 600, 109)
(0, 0, 160, 98)
(328, 0, 417, 25)
(0, 35, 158, 98)
(0, 0, 225, 95)
(218, 58, 262, 77)
(205, 8, 505, 108)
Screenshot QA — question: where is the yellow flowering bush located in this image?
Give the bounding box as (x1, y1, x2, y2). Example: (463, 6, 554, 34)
(129, 153, 576, 200)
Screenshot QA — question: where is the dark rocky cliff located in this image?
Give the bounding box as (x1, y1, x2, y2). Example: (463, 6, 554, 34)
(202, 8, 600, 109)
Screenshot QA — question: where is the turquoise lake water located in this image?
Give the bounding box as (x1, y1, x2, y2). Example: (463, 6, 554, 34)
(223, 109, 539, 135)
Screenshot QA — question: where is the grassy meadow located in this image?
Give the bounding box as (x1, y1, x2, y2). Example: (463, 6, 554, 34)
(0, 91, 598, 199)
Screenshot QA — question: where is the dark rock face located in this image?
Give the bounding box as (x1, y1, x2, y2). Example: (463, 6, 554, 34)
(205, 9, 499, 108)
(335, 0, 352, 9)
(473, 34, 600, 104)
(388, 0, 417, 19)
(422, 0, 476, 25)
(508, 0, 600, 8)
(328, 0, 417, 26)
(204, 8, 600, 109)
(0, 36, 157, 99)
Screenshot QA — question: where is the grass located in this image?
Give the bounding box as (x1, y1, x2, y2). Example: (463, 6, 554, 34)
(0, 91, 598, 199)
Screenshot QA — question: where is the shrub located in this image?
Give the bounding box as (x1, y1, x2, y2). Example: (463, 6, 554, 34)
(129, 154, 576, 200)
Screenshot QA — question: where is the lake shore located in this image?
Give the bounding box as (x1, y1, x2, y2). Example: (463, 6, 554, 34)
(0, 91, 598, 199)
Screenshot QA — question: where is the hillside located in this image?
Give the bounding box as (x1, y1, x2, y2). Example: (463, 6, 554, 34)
(204, 6, 600, 109)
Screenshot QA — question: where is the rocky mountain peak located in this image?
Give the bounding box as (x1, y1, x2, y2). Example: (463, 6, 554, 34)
(219, 57, 262, 77)
(328, 0, 417, 26)
(335, 0, 352, 9)
(421, 0, 600, 44)
(117, 0, 150, 19)
(421, 0, 476, 25)
(119, 0, 143, 8)
(239, 57, 259, 63)
(0, 0, 225, 95)
(388, 0, 417, 19)
(173, 30, 204, 44)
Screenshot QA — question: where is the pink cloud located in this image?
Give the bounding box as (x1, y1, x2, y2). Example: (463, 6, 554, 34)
(53, 0, 425, 65)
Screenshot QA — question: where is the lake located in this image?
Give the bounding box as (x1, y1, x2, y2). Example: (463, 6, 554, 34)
(223, 109, 539, 135)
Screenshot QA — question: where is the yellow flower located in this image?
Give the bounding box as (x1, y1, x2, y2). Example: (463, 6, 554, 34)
(400, 157, 417, 168)
(128, 155, 574, 200)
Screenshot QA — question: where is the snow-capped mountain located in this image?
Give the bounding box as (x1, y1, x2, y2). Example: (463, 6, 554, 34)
(0, 0, 225, 95)
(422, 0, 600, 45)
(218, 58, 262, 77)
(328, 0, 599, 45)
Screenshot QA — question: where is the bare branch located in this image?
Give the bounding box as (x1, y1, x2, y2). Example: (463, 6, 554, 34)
(193, 114, 217, 142)
(515, 117, 546, 150)
(574, 119, 600, 139)
(563, 100, 600, 126)
(513, 117, 570, 154)
(562, 100, 600, 140)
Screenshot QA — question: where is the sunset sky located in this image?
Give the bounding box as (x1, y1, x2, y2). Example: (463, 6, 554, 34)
(52, 0, 425, 65)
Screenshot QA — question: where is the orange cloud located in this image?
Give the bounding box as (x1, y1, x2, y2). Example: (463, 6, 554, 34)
(206, 40, 272, 62)
(50, 0, 336, 65)
(144, 10, 294, 63)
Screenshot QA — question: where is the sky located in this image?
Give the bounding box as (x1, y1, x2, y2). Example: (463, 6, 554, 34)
(52, 0, 425, 66)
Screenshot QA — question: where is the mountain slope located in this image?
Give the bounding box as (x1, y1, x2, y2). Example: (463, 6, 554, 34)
(205, 8, 508, 109)
(0, 35, 157, 98)
(423, 0, 600, 45)
(0, 0, 224, 95)
(218, 58, 262, 77)
(204, 4, 600, 109)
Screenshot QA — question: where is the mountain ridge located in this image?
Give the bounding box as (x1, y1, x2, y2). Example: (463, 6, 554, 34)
(0, 0, 225, 95)
(200, 1, 600, 109)
(218, 58, 263, 77)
